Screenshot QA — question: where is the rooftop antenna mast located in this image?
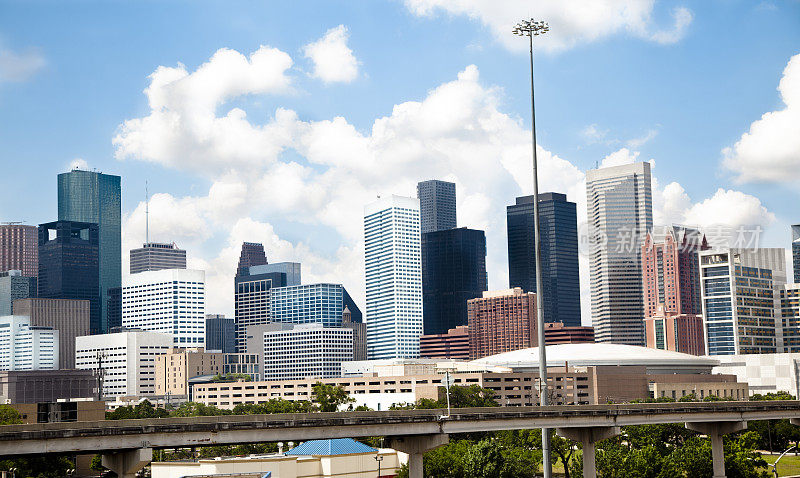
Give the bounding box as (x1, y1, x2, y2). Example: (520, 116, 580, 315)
(145, 181, 149, 245)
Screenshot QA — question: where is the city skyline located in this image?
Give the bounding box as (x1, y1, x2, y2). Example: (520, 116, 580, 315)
(0, 2, 798, 324)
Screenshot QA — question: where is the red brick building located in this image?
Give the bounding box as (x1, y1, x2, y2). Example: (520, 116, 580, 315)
(544, 322, 595, 344)
(419, 325, 470, 360)
(467, 288, 537, 360)
(0, 224, 38, 277)
(641, 226, 708, 355)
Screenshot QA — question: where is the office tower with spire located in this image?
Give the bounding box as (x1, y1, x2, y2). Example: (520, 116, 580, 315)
(0, 224, 38, 277)
(364, 195, 423, 359)
(417, 180, 456, 234)
(233, 242, 287, 351)
(585, 162, 653, 346)
(57, 169, 121, 334)
(507, 192, 581, 326)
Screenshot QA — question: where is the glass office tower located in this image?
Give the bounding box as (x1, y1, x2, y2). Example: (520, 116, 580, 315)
(58, 169, 121, 334)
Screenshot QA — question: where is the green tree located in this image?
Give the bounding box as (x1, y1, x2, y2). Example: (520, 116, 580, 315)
(232, 399, 314, 415)
(170, 401, 231, 417)
(210, 372, 252, 382)
(106, 399, 169, 420)
(0, 405, 76, 477)
(312, 382, 354, 412)
(0, 404, 22, 424)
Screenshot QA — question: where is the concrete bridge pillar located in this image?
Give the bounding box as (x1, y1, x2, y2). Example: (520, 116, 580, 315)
(390, 434, 449, 478)
(556, 426, 620, 478)
(686, 421, 747, 478)
(101, 447, 152, 478)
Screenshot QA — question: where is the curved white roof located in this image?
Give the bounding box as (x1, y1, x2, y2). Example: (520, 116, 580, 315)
(472, 343, 719, 373)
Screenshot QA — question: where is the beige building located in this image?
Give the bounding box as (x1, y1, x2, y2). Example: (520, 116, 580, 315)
(155, 348, 223, 397)
(151, 440, 402, 478)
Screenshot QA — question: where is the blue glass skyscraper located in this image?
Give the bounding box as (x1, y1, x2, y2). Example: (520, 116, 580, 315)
(507, 192, 581, 327)
(57, 169, 121, 334)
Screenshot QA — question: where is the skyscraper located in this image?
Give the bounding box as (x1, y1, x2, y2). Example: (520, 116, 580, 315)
(792, 225, 800, 283)
(507, 192, 581, 326)
(37, 221, 101, 335)
(13, 297, 90, 369)
(417, 180, 456, 234)
(205, 314, 236, 353)
(0, 224, 38, 277)
(422, 227, 487, 335)
(699, 248, 786, 355)
(364, 195, 423, 359)
(234, 266, 287, 352)
(467, 288, 538, 360)
(269, 283, 362, 326)
(0, 270, 36, 316)
(237, 242, 268, 275)
(585, 162, 653, 345)
(58, 169, 121, 334)
(248, 262, 301, 286)
(130, 242, 187, 274)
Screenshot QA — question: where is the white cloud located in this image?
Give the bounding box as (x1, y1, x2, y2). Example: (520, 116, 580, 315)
(626, 128, 658, 148)
(581, 123, 608, 143)
(303, 25, 360, 84)
(599, 147, 639, 168)
(723, 53, 800, 183)
(403, 0, 693, 53)
(68, 158, 89, 170)
(682, 188, 776, 230)
(0, 45, 45, 82)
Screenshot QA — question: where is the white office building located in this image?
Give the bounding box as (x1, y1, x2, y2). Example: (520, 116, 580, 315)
(261, 323, 354, 381)
(699, 248, 786, 355)
(122, 269, 206, 346)
(364, 195, 423, 359)
(75, 330, 173, 397)
(0, 315, 59, 371)
(712, 353, 800, 397)
(585, 162, 653, 346)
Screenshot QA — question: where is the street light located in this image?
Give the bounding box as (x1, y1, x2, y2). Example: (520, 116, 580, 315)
(513, 17, 552, 478)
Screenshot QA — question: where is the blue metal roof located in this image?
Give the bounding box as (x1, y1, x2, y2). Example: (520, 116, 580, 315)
(286, 438, 377, 456)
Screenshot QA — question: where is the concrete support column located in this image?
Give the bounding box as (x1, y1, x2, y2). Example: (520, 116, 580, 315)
(686, 421, 747, 478)
(101, 447, 152, 478)
(390, 434, 449, 478)
(556, 426, 620, 478)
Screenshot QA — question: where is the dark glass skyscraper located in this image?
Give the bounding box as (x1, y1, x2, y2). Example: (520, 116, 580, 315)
(206, 314, 236, 353)
(237, 242, 268, 275)
(422, 227, 487, 335)
(792, 225, 800, 283)
(417, 180, 456, 234)
(37, 221, 101, 335)
(58, 170, 120, 334)
(507, 192, 581, 327)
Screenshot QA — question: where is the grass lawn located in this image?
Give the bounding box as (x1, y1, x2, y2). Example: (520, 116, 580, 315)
(762, 453, 800, 477)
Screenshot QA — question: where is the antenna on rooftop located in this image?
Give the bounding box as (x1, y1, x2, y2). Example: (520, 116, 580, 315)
(145, 181, 150, 245)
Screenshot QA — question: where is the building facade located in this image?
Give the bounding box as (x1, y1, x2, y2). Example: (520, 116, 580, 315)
(249, 262, 301, 286)
(419, 325, 470, 360)
(0, 369, 97, 403)
(261, 323, 355, 381)
(507, 193, 581, 327)
(0, 315, 58, 371)
(793, 225, 800, 283)
(780, 284, 800, 353)
(0, 270, 36, 316)
(122, 269, 206, 346)
(12, 297, 90, 369)
(585, 162, 653, 345)
(644, 306, 705, 356)
(37, 221, 101, 335)
(699, 248, 786, 355)
(417, 180, 456, 234)
(75, 330, 173, 397)
(155, 347, 223, 397)
(712, 353, 800, 398)
(270, 283, 362, 327)
(0, 224, 38, 278)
(58, 169, 121, 334)
(543, 322, 595, 345)
(467, 288, 538, 360)
(421, 227, 487, 336)
(237, 242, 268, 275)
(364, 195, 423, 359)
(234, 268, 287, 352)
(205, 314, 236, 353)
(129, 242, 187, 274)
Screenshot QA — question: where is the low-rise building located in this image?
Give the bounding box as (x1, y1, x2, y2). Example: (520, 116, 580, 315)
(0, 369, 97, 403)
(155, 348, 223, 398)
(151, 439, 402, 478)
(261, 323, 355, 381)
(467, 288, 537, 360)
(0, 315, 59, 371)
(76, 330, 173, 397)
(420, 325, 470, 360)
(711, 352, 800, 397)
(543, 322, 595, 345)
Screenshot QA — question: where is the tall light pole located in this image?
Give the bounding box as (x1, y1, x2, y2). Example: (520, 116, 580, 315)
(513, 18, 552, 478)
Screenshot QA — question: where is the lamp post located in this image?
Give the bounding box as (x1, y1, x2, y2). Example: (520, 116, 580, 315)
(375, 452, 383, 477)
(513, 18, 552, 478)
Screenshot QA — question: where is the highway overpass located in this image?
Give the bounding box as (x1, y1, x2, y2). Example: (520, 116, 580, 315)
(1, 401, 799, 478)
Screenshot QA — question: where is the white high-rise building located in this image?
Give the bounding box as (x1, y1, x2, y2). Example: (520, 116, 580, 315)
(122, 269, 206, 346)
(364, 195, 423, 359)
(260, 323, 354, 381)
(0, 315, 59, 371)
(699, 248, 786, 355)
(75, 330, 173, 397)
(585, 162, 653, 346)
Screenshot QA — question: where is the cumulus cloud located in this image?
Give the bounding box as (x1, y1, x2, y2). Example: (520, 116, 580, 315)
(0, 45, 45, 82)
(403, 0, 693, 52)
(599, 147, 640, 168)
(723, 53, 800, 183)
(68, 158, 89, 170)
(303, 25, 360, 84)
(626, 128, 658, 148)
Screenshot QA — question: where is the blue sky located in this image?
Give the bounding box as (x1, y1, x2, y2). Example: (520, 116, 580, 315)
(1, 0, 798, 320)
